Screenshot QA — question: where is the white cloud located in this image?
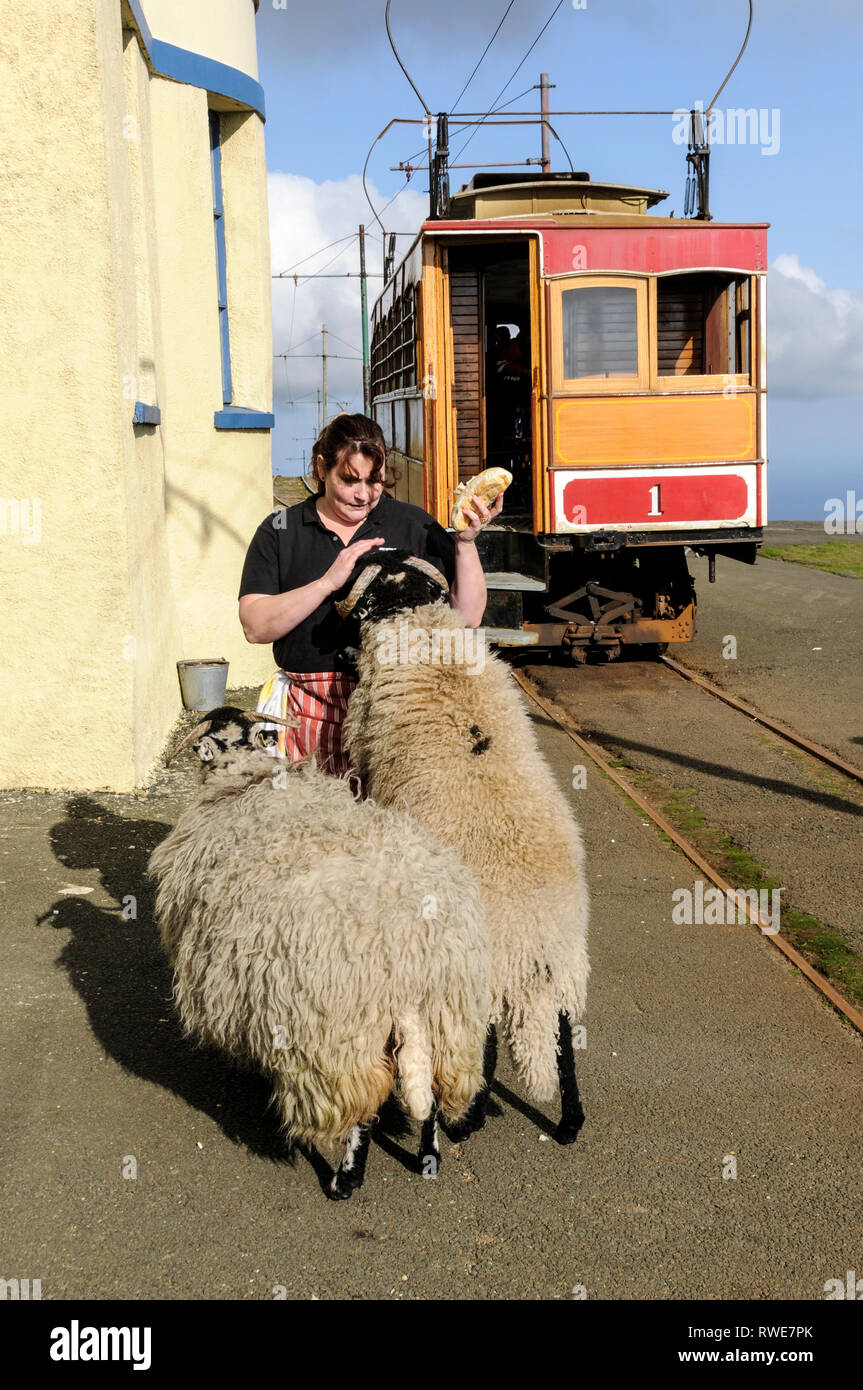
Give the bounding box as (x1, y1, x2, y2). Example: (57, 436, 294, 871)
(268, 171, 428, 431)
(768, 254, 863, 398)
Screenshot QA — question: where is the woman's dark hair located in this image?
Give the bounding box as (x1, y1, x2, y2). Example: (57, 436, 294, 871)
(311, 414, 397, 495)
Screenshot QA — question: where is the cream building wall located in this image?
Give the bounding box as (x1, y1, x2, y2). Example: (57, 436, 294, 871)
(0, 0, 274, 791)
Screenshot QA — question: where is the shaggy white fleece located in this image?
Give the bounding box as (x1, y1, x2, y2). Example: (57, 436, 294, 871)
(148, 747, 490, 1145)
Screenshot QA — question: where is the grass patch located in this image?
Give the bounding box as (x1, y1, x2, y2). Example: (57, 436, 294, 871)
(272, 475, 310, 507)
(761, 542, 863, 580)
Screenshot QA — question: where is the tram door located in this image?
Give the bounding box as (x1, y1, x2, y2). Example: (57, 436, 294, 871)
(446, 242, 534, 518)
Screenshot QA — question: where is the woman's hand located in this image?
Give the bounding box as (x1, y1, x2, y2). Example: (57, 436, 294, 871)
(454, 490, 505, 544)
(320, 537, 386, 595)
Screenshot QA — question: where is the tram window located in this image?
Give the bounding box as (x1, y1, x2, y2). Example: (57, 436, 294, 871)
(404, 287, 416, 387)
(562, 285, 639, 379)
(657, 273, 751, 378)
(370, 288, 418, 395)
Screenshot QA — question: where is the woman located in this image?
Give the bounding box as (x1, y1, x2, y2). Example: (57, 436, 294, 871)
(239, 413, 501, 773)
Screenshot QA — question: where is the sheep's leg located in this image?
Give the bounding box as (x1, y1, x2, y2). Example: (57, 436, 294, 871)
(418, 1101, 441, 1179)
(447, 1023, 497, 1143)
(329, 1124, 372, 1200)
(553, 1012, 585, 1145)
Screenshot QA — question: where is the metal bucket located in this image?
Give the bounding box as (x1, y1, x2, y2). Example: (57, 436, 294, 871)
(176, 659, 229, 711)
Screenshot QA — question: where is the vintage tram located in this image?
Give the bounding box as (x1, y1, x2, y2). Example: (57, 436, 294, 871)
(370, 168, 767, 656)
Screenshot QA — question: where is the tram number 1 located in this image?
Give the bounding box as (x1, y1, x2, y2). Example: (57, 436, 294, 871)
(647, 484, 664, 517)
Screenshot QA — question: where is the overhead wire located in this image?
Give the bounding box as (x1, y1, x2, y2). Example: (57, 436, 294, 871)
(707, 0, 755, 112)
(452, 0, 566, 162)
(450, 83, 534, 118)
(450, 0, 518, 112)
(385, 0, 431, 116)
(328, 331, 362, 354)
(275, 234, 356, 278)
(288, 238, 359, 282)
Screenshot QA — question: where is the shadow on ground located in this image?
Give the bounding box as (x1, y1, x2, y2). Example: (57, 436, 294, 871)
(39, 796, 302, 1168)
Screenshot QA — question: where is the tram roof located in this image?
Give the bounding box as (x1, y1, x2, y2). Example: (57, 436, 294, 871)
(448, 173, 670, 219)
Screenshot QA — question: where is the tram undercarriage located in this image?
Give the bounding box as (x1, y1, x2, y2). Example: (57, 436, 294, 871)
(477, 528, 759, 659)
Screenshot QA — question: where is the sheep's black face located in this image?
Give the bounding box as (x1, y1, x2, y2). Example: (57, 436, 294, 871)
(192, 706, 279, 764)
(344, 549, 449, 626)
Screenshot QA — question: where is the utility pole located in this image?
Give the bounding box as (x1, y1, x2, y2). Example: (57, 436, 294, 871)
(540, 73, 551, 171)
(321, 323, 328, 427)
(359, 224, 371, 414)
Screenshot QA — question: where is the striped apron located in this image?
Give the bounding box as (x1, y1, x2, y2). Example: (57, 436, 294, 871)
(255, 670, 357, 776)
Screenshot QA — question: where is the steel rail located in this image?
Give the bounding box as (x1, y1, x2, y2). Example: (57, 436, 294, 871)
(511, 669, 863, 1037)
(659, 656, 863, 786)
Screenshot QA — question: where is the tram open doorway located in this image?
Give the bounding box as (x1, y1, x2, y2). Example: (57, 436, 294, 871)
(446, 240, 546, 637)
(446, 241, 534, 522)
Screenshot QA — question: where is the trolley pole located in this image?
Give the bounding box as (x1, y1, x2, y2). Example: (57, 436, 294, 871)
(540, 73, 551, 171)
(321, 323, 328, 428)
(359, 225, 371, 415)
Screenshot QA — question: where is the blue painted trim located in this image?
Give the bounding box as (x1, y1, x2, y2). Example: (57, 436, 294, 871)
(214, 407, 274, 430)
(125, 0, 155, 49)
(133, 401, 161, 425)
(125, 0, 266, 120)
(209, 112, 233, 405)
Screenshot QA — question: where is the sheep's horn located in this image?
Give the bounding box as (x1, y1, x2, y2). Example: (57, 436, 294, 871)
(335, 563, 383, 619)
(164, 718, 212, 766)
(239, 710, 301, 729)
(164, 708, 302, 765)
(405, 555, 450, 594)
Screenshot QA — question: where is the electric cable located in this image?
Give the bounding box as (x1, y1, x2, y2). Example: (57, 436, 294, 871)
(707, 0, 755, 112)
(452, 0, 566, 162)
(450, 0, 518, 112)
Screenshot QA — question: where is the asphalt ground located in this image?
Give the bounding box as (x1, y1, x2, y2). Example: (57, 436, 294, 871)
(682, 522, 863, 772)
(522, 657, 863, 959)
(2, 692, 861, 1300)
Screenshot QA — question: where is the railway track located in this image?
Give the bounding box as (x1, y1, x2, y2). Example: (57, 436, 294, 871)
(511, 665, 863, 1037)
(658, 654, 863, 786)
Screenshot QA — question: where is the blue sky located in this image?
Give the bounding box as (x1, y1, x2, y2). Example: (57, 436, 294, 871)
(255, 0, 863, 519)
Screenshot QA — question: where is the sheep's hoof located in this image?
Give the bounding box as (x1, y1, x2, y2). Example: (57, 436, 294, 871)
(447, 1115, 483, 1144)
(553, 1118, 584, 1146)
(328, 1174, 358, 1201)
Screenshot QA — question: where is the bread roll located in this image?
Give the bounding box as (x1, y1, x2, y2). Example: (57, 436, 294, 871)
(450, 467, 512, 532)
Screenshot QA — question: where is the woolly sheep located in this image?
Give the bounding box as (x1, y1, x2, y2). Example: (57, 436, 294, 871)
(339, 554, 589, 1144)
(148, 706, 490, 1199)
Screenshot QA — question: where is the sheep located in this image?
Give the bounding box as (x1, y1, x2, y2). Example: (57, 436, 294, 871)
(148, 706, 490, 1199)
(338, 552, 589, 1145)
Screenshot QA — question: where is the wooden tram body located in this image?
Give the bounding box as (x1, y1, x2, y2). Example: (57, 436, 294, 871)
(370, 173, 768, 652)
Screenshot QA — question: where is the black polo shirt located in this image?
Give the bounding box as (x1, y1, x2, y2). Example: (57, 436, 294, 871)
(239, 491, 457, 673)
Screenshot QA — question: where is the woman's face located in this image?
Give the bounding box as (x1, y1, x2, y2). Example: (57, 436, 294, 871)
(321, 450, 384, 526)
